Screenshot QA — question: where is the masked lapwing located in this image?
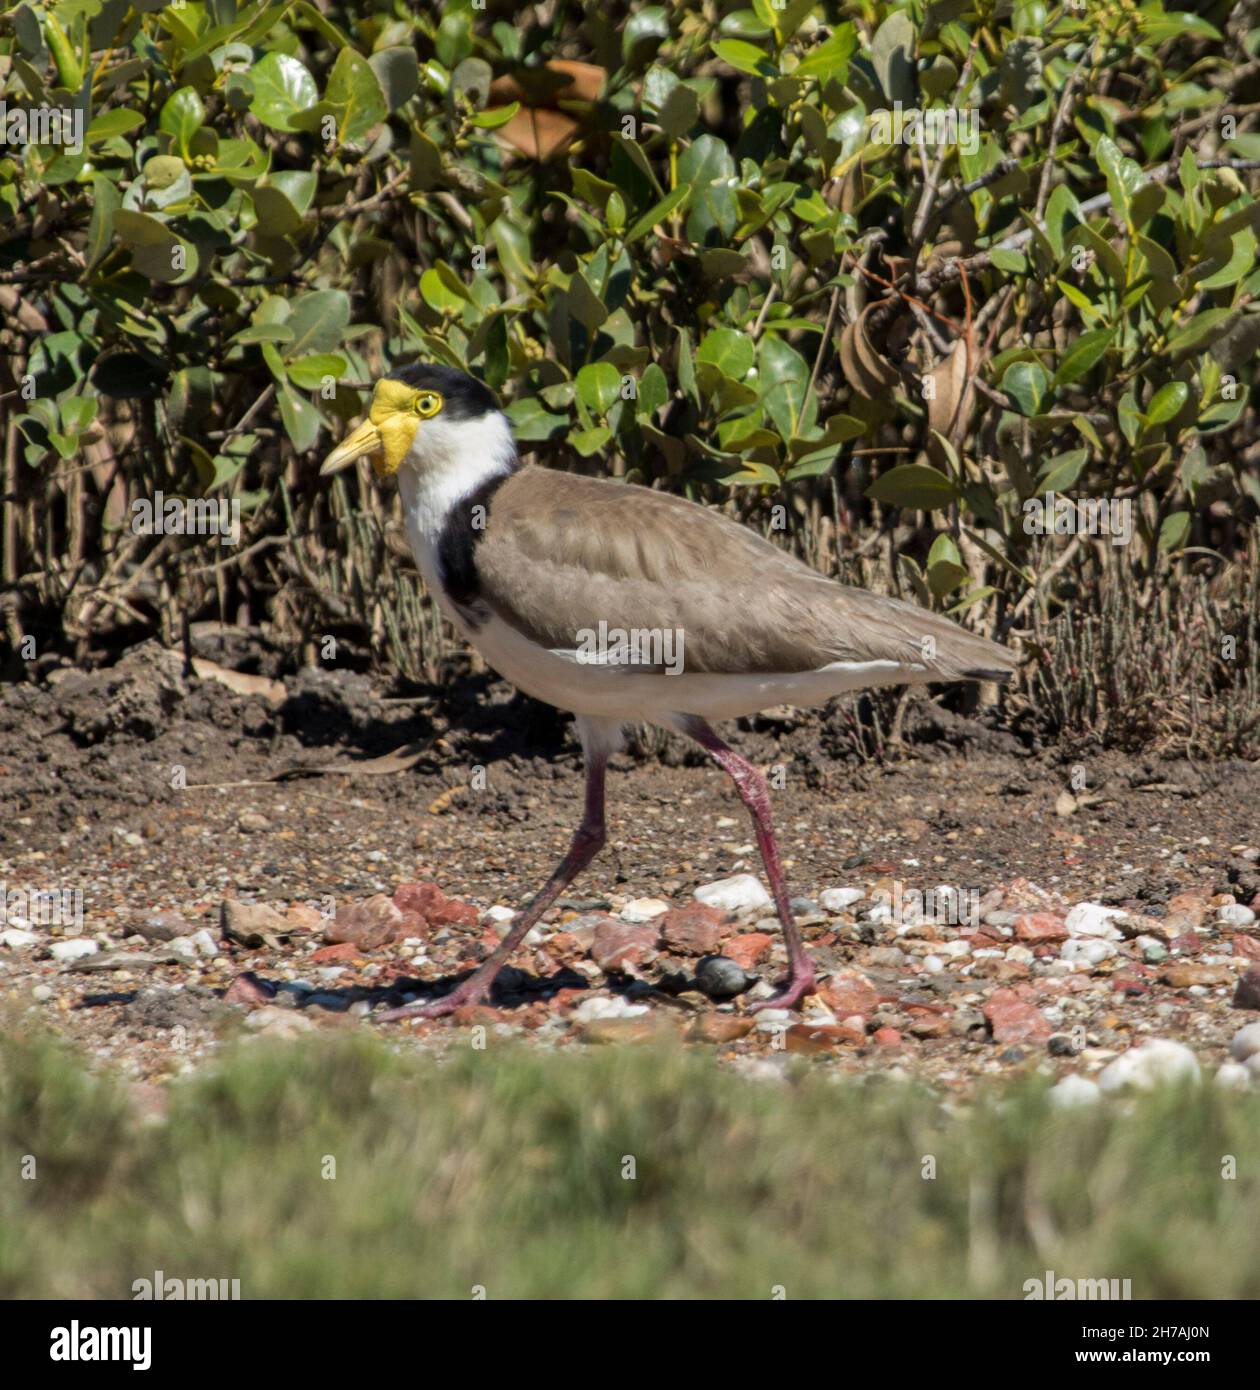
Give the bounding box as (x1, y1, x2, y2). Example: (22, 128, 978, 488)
(321, 364, 1018, 1019)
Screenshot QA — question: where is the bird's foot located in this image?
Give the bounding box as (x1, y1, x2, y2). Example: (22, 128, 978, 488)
(376, 976, 489, 1023)
(748, 969, 817, 1013)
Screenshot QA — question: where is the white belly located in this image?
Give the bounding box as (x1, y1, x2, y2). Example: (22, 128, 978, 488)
(452, 605, 925, 724)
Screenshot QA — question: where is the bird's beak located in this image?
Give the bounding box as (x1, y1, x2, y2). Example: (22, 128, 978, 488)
(320, 418, 382, 476)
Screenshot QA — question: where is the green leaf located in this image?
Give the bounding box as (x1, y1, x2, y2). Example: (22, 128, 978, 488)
(85, 174, 121, 272)
(470, 102, 521, 129)
(623, 186, 690, 243)
(711, 39, 776, 76)
(697, 328, 754, 380)
(369, 46, 420, 111)
(159, 86, 205, 158)
(1145, 381, 1189, 425)
(1038, 448, 1089, 493)
(86, 109, 144, 144)
(252, 183, 306, 237)
(285, 289, 351, 355)
(324, 48, 388, 144)
(865, 464, 959, 511)
(576, 363, 623, 415)
(250, 52, 318, 132)
(1139, 12, 1221, 43)
(278, 383, 321, 452)
(758, 335, 809, 440)
(286, 353, 347, 389)
(1002, 359, 1049, 415)
(570, 425, 613, 457)
(794, 25, 859, 82)
(1052, 327, 1115, 387)
(637, 363, 669, 418)
(1157, 510, 1191, 551)
(506, 397, 567, 442)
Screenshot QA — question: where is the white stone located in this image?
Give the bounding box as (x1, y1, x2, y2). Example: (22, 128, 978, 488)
(1, 928, 38, 949)
(1063, 903, 1124, 940)
(571, 994, 649, 1024)
(50, 938, 97, 963)
(1218, 903, 1257, 928)
(1005, 944, 1034, 964)
(619, 897, 670, 923)
(1098, 1039, 1200, 1093)
(1060, 937, 1117, 965)
(483, 905, 516, 925)
(922, 954, 945, 973)
(190, 929, 217, 957)
(1215, 1061, 1251, 1091)
(694, 873, 771, 914)
(31, 983, 53, 1003)
(1228, 1022, 1260, 1062)
(819, 887, 865, 914)
(1049, 1075, 1102, 1108)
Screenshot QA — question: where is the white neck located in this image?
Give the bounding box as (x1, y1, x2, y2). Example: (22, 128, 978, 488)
(397, 410, 516, 551)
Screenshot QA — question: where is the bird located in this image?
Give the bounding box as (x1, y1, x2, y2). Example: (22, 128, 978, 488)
(320, 363, 1018, 1021)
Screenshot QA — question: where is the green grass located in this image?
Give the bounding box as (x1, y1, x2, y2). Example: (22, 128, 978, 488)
(2, 1030, 1258, 1299)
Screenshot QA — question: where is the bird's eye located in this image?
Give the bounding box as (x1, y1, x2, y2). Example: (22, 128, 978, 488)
(414, 392, 441, 417)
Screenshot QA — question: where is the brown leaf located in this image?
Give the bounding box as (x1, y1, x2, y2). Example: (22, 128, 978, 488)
(838, 305, 902, 399)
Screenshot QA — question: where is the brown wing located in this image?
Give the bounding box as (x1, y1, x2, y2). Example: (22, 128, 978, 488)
(472, 467, 1017, 679)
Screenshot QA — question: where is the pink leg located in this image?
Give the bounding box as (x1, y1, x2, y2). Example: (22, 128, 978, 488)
(378, 749, 608, 1021)
(683, 717, 816, 1011)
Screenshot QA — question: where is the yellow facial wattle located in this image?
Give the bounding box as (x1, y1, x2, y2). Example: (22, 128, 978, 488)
(319, 381, 444, 478)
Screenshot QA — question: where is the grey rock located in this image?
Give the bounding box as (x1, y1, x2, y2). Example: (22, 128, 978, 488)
(694, 955, 752, 999)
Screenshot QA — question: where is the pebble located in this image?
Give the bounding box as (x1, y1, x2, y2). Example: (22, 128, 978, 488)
(221, 899, 288, 948)
(133, 910, 195, 943)
(1228, 1022, 1260, 1062)
(619, 897, 670, 923)
(688, 1014, 755, 1044)
(659, 903, 725, 956)
(1219, 903, 1257, 928)
(571, 994, 648, 1024)
(50, 938, 98, 963)
(694, 874, 771, 914)
(189, 929, 217, 957)
(819, 887, 865, 914)
(243, 1005, 314, 1037)
(1136, 936, 1168, 963)
(483, 905, 516, 926)
(1215, 1061, 1252, 1090)
(694, 955, 752, 999)
(590, 920, 658, 974)
(1234, 968, 1260, 1010)
(983, 988, 1050, 1043)
(1, 928, 38, 949)
(1063, 903, 1124, 940)
(1159, 962, 1233, 988)
(1098, 1039, 1200, 1093)
(1049, 1075, 1102, 1108)
(31, 983, 53, 1003)
(237, 811, 270, 833)
(1061, 937, 1116, 965)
